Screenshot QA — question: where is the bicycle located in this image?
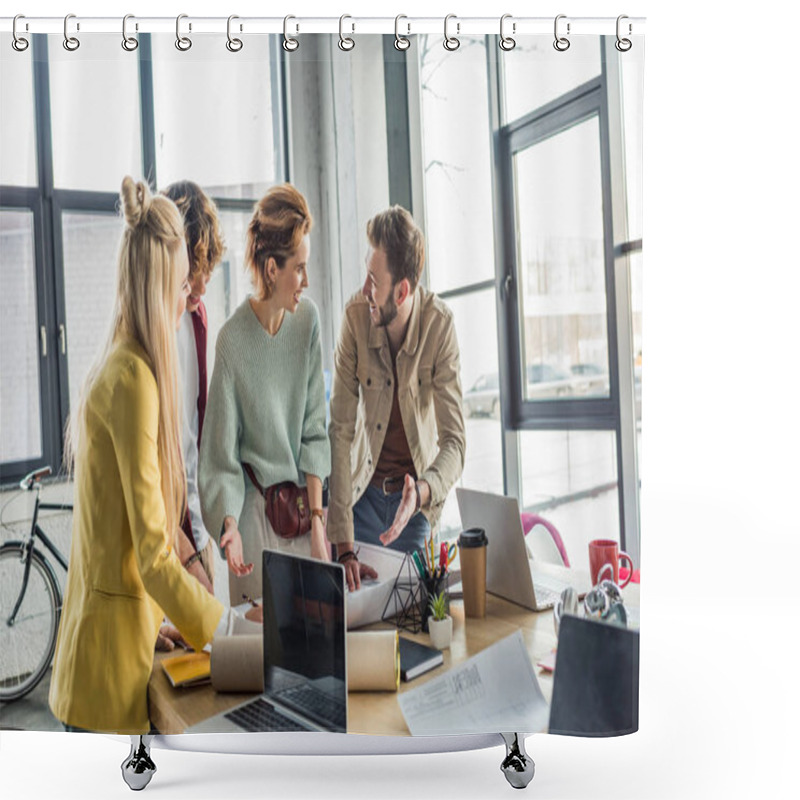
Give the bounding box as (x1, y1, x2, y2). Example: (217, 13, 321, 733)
(0, 466, 71, 702)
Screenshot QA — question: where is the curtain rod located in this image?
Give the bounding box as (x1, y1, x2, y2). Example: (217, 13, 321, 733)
(1, 16, 646, 37)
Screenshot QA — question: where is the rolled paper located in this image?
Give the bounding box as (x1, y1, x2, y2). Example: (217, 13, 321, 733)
(210, 635, 264, 693)
(346, 630, 400, 692)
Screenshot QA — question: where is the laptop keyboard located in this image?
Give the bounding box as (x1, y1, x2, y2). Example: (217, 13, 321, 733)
(277, 684, 346, 729)
(532, 571, 572, 608)
(225, 698, 308, 732)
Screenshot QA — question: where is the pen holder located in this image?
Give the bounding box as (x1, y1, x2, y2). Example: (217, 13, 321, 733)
(420, 573, 450, 634)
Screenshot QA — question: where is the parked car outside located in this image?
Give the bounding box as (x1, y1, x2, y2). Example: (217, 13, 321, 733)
(463, 372, 500, 418)
(569, 363, 610, 396)
(525, 363, 573, 399)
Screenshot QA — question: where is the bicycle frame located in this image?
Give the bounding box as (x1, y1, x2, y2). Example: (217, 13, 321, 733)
(6, 489, 70, 628)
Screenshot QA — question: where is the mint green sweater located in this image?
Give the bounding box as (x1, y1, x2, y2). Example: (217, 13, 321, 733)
(198, 297, 331, 538)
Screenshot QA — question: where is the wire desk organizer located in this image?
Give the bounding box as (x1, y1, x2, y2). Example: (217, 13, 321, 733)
(381, 551, 450, 634)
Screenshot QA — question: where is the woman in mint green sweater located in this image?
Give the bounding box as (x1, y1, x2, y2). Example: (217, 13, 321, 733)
(198, 185, 331, 605)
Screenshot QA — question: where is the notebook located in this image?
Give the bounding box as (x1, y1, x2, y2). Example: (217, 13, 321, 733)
(398, 637, 444, 682)
(456, 488, 591, 612)
(161, 651, 211, 688)
(187, 551, 348, 733)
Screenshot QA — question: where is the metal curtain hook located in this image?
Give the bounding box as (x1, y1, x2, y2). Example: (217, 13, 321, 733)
(63, 13, 80, 51)
(283, 15, 299, 52)
(443, 14, 460, 51)
(226, 15, 243, 52)
(615, 14, 632, 52)
(12, 15, 29, 52)
(175, 14, 192, 51)
(122, 14, 138, 52)
(338, 14, 355, 51)
(499, 13, 516, 51)
(394, 14, 410, 51)
(553, 14, 570, 52)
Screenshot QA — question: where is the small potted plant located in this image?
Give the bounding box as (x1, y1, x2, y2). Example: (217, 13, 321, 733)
(427, 591, 452, 650)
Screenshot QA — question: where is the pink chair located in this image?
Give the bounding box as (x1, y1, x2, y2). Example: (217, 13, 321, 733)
(520, 513, 570, 567)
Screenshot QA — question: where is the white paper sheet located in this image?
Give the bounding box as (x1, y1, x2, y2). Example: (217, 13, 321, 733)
(397, 630, 550, 735)
(344, 542, 413, 629)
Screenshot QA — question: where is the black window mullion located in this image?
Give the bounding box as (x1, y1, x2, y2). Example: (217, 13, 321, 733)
(138, 33, 157, 189)
(31, 34, 62, 480)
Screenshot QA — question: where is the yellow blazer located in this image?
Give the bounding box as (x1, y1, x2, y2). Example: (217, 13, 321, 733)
(49, 338, 223, 733)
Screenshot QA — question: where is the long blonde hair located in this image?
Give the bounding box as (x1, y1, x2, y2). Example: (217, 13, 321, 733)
(65, 176, 187, 545)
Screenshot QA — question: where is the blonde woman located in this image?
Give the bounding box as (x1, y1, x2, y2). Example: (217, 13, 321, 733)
(199, 184, 331, 606)
(49, 177, 257, 734)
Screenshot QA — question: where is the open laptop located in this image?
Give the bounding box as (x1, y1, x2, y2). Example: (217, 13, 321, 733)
(456, 488, 591, 612)
(188, 551, 347, 733)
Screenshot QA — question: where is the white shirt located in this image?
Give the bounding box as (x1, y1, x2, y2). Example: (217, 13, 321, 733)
(177, 311, 210, 552)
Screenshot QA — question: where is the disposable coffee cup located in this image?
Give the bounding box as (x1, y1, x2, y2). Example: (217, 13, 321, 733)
(458, 527, 488, 618)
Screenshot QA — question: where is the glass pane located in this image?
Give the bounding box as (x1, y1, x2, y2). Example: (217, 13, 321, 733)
(418, 36, 495, 293)
(48, 36, 142, 191)
(205, 210, 253, 379)
(502, 36, 601, 124)
(621, 52, 644, 241)
(62, 213, 121, 413)
(151, 35, 278, 198)
(0, 36, 37, 186)
(520, 429, 620, 574)
(0, 211, 42, 462)
(514, 116, 610, 402)
(438, 289, 503, 536)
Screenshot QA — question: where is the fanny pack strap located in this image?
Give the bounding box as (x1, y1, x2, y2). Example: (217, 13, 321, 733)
(242, 463, 267, 499)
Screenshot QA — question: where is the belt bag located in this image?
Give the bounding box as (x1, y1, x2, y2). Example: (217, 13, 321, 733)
(243, 463, 311, 539)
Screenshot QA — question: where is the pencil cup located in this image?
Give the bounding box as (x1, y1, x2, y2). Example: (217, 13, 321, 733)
(419, 574, 449, 633)
(458, 527, 488, 618)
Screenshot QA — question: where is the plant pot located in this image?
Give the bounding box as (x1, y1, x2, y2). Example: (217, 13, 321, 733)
(428, 615, 453, 650)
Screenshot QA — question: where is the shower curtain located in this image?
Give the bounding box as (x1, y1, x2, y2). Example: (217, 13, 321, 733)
(0, 16, 644, 741)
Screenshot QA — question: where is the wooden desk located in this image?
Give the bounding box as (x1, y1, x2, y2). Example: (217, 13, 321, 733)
(149, 587, 638, 736)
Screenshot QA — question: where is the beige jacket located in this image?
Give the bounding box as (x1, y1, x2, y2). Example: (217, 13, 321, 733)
(327, 287, 466, 545)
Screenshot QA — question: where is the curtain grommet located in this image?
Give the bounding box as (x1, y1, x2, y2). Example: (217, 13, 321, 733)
(121, 14, 138, 52)
(175, 14, 192, 52)
(553, 14, 570, 52)
(12, 15, 30, 52)
(615, 15, 633, 52)
(443, 14, 460, 51)
(338, 14, 355, 51)
(499, 14, 516, 51)
(394, 14, 411, 51)
(63, 14, 80, 52)
(226, 15, 243, 52)
(283, 15, 299, 52)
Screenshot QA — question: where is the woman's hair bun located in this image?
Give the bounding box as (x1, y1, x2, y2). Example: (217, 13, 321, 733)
(120, 176, 152, 228)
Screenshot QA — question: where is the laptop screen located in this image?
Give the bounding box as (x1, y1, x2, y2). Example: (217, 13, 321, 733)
(261, 551, 347, 732)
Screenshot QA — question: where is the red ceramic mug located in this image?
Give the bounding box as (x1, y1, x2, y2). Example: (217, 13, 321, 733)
(588, 539, 633, 588)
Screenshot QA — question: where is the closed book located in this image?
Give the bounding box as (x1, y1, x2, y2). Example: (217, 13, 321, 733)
(161, 651, 211, 688)
(399, 636, 444, 682)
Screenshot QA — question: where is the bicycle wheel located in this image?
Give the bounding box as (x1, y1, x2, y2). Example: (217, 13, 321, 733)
(0, 544, 61, 702)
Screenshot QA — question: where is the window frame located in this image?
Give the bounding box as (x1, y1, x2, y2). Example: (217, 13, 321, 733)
(495, 77, 621, 432)
(0, 33, 287, 487)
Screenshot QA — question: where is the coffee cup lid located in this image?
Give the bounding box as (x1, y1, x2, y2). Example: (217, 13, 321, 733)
(458, 528, 488, 548)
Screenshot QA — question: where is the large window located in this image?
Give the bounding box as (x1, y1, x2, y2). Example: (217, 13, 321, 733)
(415, 36, 503, 535)
(409, 35, 641, 557)
(0, 34, 285, 486)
